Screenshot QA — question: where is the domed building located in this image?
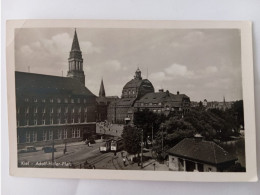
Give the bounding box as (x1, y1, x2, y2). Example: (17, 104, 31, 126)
(107, 68, 154, 124)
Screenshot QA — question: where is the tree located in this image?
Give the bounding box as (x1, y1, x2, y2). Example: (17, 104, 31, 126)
(134, 109, 166, 143)
(121, 125, 141, 154)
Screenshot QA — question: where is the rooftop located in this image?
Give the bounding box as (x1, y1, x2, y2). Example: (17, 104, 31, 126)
(15, 71, 96, 97)
(167, 138, 237, 165)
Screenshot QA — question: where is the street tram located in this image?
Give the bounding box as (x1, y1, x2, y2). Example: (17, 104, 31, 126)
(111, 138, 124, 152)
(99, 139, 113, 152)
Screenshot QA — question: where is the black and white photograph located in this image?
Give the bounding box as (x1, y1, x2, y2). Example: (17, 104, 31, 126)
(6, 20, 257, 181)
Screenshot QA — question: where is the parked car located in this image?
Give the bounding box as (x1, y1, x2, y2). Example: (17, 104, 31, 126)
(19, 146, 37, 153)
(42, 146, 56, 153)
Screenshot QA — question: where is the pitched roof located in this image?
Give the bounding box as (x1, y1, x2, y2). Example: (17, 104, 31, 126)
(15, 71, 96, 97)
(135, 91, 189, 107)
(167, 138, 237, 165)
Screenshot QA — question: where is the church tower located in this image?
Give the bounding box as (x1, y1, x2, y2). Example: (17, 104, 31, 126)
(67, 29, 85, 85)
(99, 79, 106, 97)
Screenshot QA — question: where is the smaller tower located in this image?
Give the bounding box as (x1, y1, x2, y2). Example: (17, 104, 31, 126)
(134, 68, 142, 80)
(99, 79, 106, 97)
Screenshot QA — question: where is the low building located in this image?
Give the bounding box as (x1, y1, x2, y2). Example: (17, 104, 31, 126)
(167, 138, 237, 172)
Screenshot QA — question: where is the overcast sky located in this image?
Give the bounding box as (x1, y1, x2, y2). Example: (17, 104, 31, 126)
(15, 28, 242, 102)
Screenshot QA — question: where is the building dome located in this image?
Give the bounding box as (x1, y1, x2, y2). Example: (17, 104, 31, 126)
(121, 68, 154, 99)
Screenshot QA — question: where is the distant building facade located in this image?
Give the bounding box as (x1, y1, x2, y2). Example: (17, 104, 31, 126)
(16, 30, 96, 148)
(96, 79, 119, 122)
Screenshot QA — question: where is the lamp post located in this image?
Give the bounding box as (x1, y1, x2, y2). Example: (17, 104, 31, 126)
(141, 128, 144, 169)
(52, 134, 55, 168)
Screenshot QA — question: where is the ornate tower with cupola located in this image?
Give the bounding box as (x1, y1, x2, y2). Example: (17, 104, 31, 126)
(67, 29, 85, 85)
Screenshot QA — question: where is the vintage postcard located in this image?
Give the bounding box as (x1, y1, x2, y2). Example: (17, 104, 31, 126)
(6, 20, 257, 181)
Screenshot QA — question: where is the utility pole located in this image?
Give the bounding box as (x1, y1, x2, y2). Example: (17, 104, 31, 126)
(52, 134, 55, 168)
(141, 128, 143, 169)
(151, 123, 154, 146)
(161, 125, 164, 152)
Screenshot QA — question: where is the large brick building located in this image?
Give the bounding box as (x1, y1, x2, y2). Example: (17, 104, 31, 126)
(16, 30, 96, 148)
(107, 68, 191, 124)
(107, 68, 155, 124)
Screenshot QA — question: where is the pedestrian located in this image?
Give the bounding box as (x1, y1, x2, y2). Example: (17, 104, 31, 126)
(92, 165, 96, 169)
(88, 142, 91, 147)
(114, 151, 117, 157)
(123, 157, 126, 166)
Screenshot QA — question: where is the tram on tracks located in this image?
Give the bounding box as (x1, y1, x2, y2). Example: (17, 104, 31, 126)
(111, 138, 124, 152)
(99, 139, 113, 152)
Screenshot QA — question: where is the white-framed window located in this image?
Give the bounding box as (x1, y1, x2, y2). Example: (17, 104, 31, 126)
(58, 130, 62, 140)
(57, 98, 61, 103)
(26, 119, 29, 126)
(72, 107, 75, 113)
(50, 98, 54, 103)
(78, 117, 81, 123)
(49, 130, 53, 140)
(63, 129, 67, 139)
(42, 107, 46, 113)
(43, 130, 47, 141)
(57, 118, 61, 124)
(84, 107, 87, 112)
(141, 103, 144, 106)
(83, 99, 86, 103)
(153, 109, 157, 113)
(50, 117, 53, 124)
(76, 129, 80, 138)
(72, 117, 75, 124)
(78, 107, 81, 113)
(58, 107, 61, 113)
(149, 103, 152, 106)
(26, 106, 29, 114)
(42, 118, 45, 125)
(77, 98, 80, 103)
(42, 98, 46, 103)
(65, 107, 68, 113)
(26, 131, 30, 143)
(64, 98, 68, 103)
(32, 131, 37, 142)
(84, 115, 87, 122)
(50, 107, 53, 113)
(34, 98, 38, 102)
(179, 107, 182, 111)
(72, 129, 76, 138)
(171, 108, 175, 111)
(34, 107, 38, 113)
(158, 102, 162, 106)
(65, 118, 68, 124)
(34, 119, 37, 125)
(71, 98, 74, 103)
(25, 98, 29, 102)
(158, 109, 161, 113)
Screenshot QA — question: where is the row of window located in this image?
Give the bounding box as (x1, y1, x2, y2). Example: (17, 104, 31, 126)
(17, 107, 88, 114)
(17, 116, 87, 127)
(123, 90, 136, 96)
(24, 97, 88, 104)
(22, 129, 81, 143)
(140, 102, 162, 106)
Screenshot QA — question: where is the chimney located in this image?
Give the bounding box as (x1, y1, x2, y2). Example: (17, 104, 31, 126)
(159, 89, 164, 92)
(177, 91, 180, 95)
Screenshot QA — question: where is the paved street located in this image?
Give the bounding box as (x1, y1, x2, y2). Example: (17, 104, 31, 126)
(18, 140, 169, 171)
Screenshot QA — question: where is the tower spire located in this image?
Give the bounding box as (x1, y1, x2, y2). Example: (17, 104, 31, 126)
(71, 29, 81, 51)
(67, 29, 85, 85)
(99, 78, 106, 97)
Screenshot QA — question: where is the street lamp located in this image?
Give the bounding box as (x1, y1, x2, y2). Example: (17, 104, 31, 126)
(140, 128, 144, 169)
